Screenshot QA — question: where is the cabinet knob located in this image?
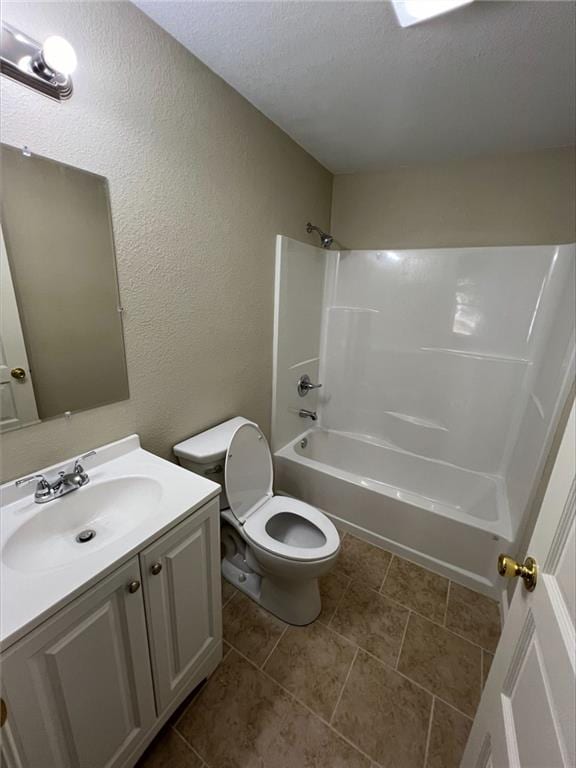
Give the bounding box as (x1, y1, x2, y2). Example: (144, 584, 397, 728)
(151, 562, 163, 576)
(128, 580, 141, 593)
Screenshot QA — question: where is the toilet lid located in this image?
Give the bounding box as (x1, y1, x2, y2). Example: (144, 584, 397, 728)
(225, 423, 273, 522)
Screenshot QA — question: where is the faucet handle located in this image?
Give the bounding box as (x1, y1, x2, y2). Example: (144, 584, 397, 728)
(73, 450, 96, 473)
(15, 474, 52, 501)
(15, 473, 49, 488)
(297, 374, 322, 397)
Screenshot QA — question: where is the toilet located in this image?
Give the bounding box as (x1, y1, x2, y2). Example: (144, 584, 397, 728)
(173, 417, 340, 625)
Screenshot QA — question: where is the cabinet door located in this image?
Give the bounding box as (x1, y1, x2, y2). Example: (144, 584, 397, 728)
(0, 708, 26, 768)
(140, 499, 222, 713)
(1, 558, 155, 768)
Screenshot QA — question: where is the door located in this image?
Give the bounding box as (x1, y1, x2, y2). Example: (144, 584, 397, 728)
(0, 558, 156, 768)
(0, 227, 39, 431)
(462, 401, 575, 767)
(140, 499, 222, 714)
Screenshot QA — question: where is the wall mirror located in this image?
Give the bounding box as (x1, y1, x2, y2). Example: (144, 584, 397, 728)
(0, 144, 129, 433)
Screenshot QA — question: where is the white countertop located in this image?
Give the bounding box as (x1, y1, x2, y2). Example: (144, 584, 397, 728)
(0, 435, 220, 651)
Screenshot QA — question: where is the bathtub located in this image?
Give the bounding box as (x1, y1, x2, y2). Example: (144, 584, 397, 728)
(274, 429, 512, 598)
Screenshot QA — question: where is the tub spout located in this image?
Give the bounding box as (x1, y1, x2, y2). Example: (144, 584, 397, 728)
(299, 409, 317, 421)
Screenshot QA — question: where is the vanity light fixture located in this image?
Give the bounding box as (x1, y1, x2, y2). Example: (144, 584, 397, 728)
(1, 22, 77, 101)
(391, 0, 474, 28)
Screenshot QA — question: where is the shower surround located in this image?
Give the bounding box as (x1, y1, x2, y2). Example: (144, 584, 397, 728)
(272, 237, 575, 597)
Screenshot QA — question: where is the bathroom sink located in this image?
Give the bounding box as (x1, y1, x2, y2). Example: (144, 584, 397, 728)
(2, 476, 162, 573)
(0, 434, 221, 650)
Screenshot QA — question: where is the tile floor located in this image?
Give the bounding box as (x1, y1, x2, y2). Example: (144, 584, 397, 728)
(137, 531, 501, 768)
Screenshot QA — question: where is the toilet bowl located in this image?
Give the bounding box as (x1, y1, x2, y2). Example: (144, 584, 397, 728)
(174, 419, 340, 625)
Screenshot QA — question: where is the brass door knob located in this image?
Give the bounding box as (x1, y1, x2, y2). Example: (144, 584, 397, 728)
(151, 562, 162, 575)
(10, 367, 26, 380)
(128, 580, 141, 593)
(498, 554, 538, 592)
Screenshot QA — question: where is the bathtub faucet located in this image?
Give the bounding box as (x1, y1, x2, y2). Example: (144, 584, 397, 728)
(299, 409, 317, 421)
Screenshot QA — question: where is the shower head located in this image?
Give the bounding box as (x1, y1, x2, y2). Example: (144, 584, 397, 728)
(306, 222, 334, 249)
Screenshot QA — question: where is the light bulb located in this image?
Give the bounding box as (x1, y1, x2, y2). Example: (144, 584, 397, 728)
(41, 36, 77, 76)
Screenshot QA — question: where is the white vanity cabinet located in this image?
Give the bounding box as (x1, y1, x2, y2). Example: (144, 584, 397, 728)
(0, 557, 156, 768)
(140, 499, 221, 714)
(0, 498, 222, 768)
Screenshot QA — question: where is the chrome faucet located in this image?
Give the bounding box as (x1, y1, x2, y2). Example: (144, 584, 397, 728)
(15, 451, 96, 504)
(299, 409, 318, 421)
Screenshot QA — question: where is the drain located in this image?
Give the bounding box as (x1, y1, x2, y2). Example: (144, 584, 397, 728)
(300, 438, 308, 449)
(76, 529, 96, 543)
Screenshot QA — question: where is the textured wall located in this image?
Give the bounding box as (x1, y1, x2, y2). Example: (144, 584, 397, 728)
(331, 147, 576, 249)
(0, 2, 332, 481)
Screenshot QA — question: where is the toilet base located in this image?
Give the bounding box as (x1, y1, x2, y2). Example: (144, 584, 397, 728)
(221, 557, 321, 626)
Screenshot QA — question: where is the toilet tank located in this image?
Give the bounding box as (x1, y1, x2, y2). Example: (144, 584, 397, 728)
(173, 416, 253, 510)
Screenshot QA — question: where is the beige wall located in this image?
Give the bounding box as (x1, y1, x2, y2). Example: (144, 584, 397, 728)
(0, 2, 332, 481)
(331, 147, 576, 250)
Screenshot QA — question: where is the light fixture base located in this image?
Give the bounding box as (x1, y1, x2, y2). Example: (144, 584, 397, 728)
(391, 0, 474, 28)
(1, 23, 73, 101)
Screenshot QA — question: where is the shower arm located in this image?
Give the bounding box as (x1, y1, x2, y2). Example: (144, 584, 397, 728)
(306, 222, 334, 249)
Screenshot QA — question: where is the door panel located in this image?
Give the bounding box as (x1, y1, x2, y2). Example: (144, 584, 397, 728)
(463, 403, 575, 768)
(141, 499, 222, 714)
(0, 228, 39, 432)
(1, 558, 155, 768)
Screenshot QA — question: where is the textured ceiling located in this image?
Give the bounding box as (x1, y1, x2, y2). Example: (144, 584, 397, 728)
(134, 1, 576, 173)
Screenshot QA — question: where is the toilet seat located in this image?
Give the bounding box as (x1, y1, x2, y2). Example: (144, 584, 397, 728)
(243, 496, 340, 562)
(225, 423, 340, 562)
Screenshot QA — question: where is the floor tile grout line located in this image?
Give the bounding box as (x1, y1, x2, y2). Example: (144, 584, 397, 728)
(435, 694, 475, 722)
(327, 576, 354, 630)
(170, 723, 210, 766)
(343, 572, 451, 630)
(422, 696, 436, 768)
(341, 533, 499, 614)
(378, 553, 394, 593)
(222, 571, 488, 687)
(269, 605, 477, 723)
(395, 608, 412, 670)
(180, 611, 474, 766)
(167, 560, 491, 765)
(319, 616, 359, 651)
(447, 626, 498, 654)
(347, 534, 457, 588)
(259, 624, 288, 670)
(226, 643, 379, 766)
(224, 630, 475, 752)
(172, 679, 210, 731)
(221, 587, 240, 611)
(329, 644, 360, 726)
(316, 570, 352, 627)
(393, 585, 496, 655)
(443, 580, 451, 627)
(357, 643, 475, 722)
